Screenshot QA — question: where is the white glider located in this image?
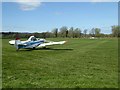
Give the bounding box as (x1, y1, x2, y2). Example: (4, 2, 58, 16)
(9, 36, 66, 50)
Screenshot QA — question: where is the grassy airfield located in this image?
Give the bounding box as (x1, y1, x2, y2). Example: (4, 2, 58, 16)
(2, 38, 118, 88)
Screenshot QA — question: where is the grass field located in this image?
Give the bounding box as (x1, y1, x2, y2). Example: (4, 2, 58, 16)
(2, 38, 118, 88)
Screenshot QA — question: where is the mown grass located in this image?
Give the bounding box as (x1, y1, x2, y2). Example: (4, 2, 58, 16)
(2, 38, 118, 88)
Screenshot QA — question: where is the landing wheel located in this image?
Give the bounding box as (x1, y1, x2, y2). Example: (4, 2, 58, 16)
(33, 47, 36, 50)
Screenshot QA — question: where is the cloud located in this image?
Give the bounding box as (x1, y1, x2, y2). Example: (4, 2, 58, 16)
(16, 0, 42, 11)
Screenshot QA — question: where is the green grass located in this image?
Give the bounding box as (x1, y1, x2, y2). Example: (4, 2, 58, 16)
(2, 38, 118, 88)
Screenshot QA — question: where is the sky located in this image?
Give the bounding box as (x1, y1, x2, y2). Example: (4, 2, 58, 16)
(2, 1, 118, 34)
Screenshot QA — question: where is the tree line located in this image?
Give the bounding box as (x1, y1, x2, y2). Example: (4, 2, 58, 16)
(1, 25, 120, 39)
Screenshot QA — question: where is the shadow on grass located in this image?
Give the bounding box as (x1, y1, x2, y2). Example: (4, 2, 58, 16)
(36, 48, 73, 51)
(18, 47, 73, 52)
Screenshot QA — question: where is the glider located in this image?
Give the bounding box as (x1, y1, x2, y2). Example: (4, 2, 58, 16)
(9, 36, 66, 50)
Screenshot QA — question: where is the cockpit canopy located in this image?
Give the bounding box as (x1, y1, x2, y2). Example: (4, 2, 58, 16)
(31, 37, 37, 41)
(28, 36, 37, 41)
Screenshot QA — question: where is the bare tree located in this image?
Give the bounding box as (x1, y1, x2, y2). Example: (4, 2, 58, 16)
(112, 25, 120, 37)
(59, 26, 68, 37)
(74, 28, 81, 38)
(83, 29, 87, 37)
(95, 28, 101, 37)
(52, 28, 58, 37)
(68, 27, 74, 38)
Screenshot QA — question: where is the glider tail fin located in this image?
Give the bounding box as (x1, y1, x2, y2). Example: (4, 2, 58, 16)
(15, 37, 21, 50)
